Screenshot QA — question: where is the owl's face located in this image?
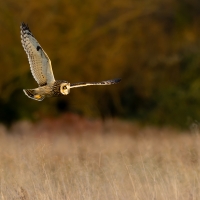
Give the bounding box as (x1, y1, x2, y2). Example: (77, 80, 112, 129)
(60, 83, 70, 95)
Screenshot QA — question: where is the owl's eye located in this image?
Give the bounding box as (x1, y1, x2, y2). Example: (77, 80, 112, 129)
(63, 86, 67, 90)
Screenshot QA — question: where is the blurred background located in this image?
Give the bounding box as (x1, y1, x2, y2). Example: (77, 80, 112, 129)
(1, 0, 200, 128)
(2, 1, 200, 198)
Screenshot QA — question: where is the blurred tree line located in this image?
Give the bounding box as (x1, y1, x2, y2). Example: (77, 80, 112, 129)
(1, 0, 200, 128)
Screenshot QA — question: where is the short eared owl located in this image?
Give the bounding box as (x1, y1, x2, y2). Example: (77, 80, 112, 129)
(21, 23, 121, 101)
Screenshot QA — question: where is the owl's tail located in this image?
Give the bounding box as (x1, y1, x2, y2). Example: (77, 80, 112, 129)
(23, 89, 45, 101)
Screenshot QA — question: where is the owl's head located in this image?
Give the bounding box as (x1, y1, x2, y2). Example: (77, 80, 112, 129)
(60, 82, 70, 95)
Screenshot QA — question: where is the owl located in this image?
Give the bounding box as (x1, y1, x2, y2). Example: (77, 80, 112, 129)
(21, 23, 121, 101)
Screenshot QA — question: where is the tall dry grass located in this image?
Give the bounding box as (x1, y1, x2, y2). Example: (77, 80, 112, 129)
(0, 117, 200, 199)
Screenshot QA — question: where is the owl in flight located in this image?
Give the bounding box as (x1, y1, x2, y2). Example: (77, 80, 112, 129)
(20, 23, 121, 101)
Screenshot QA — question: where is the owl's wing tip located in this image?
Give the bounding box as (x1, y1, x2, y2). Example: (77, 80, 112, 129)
(20, 22, 30, 31)
(114, 78, 121, 83)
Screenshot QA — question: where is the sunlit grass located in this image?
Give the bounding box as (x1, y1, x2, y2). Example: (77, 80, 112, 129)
(0, 119, 200, 199)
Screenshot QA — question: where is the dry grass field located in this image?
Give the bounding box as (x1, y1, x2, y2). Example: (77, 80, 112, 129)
(0, 115, 200, 200)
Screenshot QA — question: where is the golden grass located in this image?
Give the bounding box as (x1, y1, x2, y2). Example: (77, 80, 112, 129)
(0, 119, 200, 199)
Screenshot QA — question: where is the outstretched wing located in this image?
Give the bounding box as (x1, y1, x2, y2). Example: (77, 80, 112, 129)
(20, 22, 55, 86)
(70, 78, 121, 88)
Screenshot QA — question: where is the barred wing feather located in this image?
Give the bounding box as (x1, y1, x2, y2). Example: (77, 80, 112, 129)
(20, 23, 55, 86)
(70, 78, 121, 88)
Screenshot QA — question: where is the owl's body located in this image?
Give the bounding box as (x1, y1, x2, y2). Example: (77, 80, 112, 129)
(21, 23, 121, 101)
(24, 80, 70, 101)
